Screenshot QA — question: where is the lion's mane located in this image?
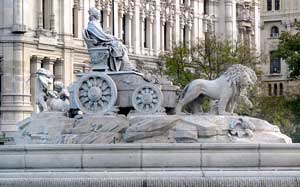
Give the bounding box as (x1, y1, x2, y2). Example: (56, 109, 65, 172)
(222, 64, 257, 92)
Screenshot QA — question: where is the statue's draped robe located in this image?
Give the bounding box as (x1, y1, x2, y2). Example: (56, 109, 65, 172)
(87, 20, 126, 71)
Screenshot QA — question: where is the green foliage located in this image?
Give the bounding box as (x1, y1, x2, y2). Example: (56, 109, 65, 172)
(240, 96, 300, 143)
(160, 44, 196, 87)
(190, 35, 259, 80)
(276, 31, 300, 79)
(160, 35, 260, 88)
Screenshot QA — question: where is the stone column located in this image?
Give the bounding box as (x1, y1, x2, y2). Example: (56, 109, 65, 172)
(174, 0, 181, 43)
(0, 43, 33, 131)
(140, 17, 145, 53)
(103, 10, 111, 32)
(132, 0, 141, 54)
(191, 0, 199, 43)
(37, 0, 43, 30)
(77, 4, 83, 39)
(160, 21, 165, 51)
(113, 0, 119, 36)
(166, 22, 173, 50)
(225, 0, 237, 42)
(147, 17, 154, 54)
(43, 58, 54, 75)
(50, 0, 56, 33)
(12, 0, 27, 33)
(153, 0, 161, 56)
(186, 25, 192, 49)
(30, 56, 42, 112)
(42, 57, 54, 89)
(180, 22, 185, 43)
(126, 13, 133, 51)
(118, 14, 123, 39)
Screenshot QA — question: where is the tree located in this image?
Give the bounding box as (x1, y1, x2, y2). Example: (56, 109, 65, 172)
(190, 35, 260, 80)
(160, 34, 261, 87)
(276, 31, 300, 79)
(159, 43, 195, 87)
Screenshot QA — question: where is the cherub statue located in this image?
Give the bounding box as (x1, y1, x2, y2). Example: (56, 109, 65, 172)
(35, 69, 70, 112)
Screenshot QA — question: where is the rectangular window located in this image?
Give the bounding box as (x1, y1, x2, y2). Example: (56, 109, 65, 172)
(42, 0, 51, 29)
(144, 19, 147, 48)
(122, 15, 126, 44)
(275, 0, 280, 10)
(204, 0, 208, 15)
(164, 23, 167, 51)
(267, 0, 272, 11)
(270, 51, 281, 74)
(182, 26, 186, 47)
(100, 10, 104, 28)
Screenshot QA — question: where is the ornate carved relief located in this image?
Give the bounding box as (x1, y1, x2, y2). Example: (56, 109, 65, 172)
(118, 0, 134, 17)
(96, 0, 112, 12)
(180, 4, 194, 29)
(160, 0, 175, 26)
(140, 0, 156, 22)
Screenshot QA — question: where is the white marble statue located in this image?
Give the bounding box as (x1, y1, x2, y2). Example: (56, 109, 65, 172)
(175, 64, 257, 115)
(85, 7, 134, 71)
(36, 68, 69, 112)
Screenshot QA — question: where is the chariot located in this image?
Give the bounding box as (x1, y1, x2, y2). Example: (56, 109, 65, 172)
(69, 31, 178, 115)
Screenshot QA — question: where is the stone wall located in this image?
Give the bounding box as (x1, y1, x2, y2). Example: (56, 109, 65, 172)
(0, 143, 300, 186)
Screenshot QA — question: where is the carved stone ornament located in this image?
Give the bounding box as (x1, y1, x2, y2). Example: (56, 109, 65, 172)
(132, 84, 163, 114)
(74, 72, 117, 114)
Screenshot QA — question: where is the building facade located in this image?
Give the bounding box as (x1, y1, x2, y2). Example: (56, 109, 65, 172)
(0, 0, 260, 131)
(260, 0, 300, 97)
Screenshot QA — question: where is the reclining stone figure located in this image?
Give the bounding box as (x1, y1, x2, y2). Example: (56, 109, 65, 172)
(85, 7, 134, 71)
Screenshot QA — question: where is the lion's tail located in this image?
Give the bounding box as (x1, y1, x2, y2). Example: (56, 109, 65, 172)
(179, 83, 190, 100)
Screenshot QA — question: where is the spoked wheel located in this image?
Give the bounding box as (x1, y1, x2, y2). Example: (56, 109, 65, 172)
(74, 72, 117, 114)
(132, 84, 163, 114)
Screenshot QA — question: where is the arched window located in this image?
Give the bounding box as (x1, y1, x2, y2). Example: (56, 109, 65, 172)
(270, 26, 279, 38)
(273, 84, 278, 96)
(279, 83, 283, 96)
(268, 84, 272, 96)
(275, 0, 280, 10)
(267, 0, 272, 11)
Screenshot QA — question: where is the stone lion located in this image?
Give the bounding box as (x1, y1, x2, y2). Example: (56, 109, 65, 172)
(175, 64, 257, 115)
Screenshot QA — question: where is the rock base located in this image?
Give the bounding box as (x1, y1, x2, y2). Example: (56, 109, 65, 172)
(13, 113, 292, 144)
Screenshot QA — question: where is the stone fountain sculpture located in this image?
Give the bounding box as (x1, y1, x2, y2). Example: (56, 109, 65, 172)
(84, 7, 134, 71)
(13, 8, 291, 145)
(35, 68, 69, 112)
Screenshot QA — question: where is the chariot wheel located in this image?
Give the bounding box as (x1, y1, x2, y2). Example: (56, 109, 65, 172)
(74, 72, 117, 114)
(132, 84, 163, 114)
